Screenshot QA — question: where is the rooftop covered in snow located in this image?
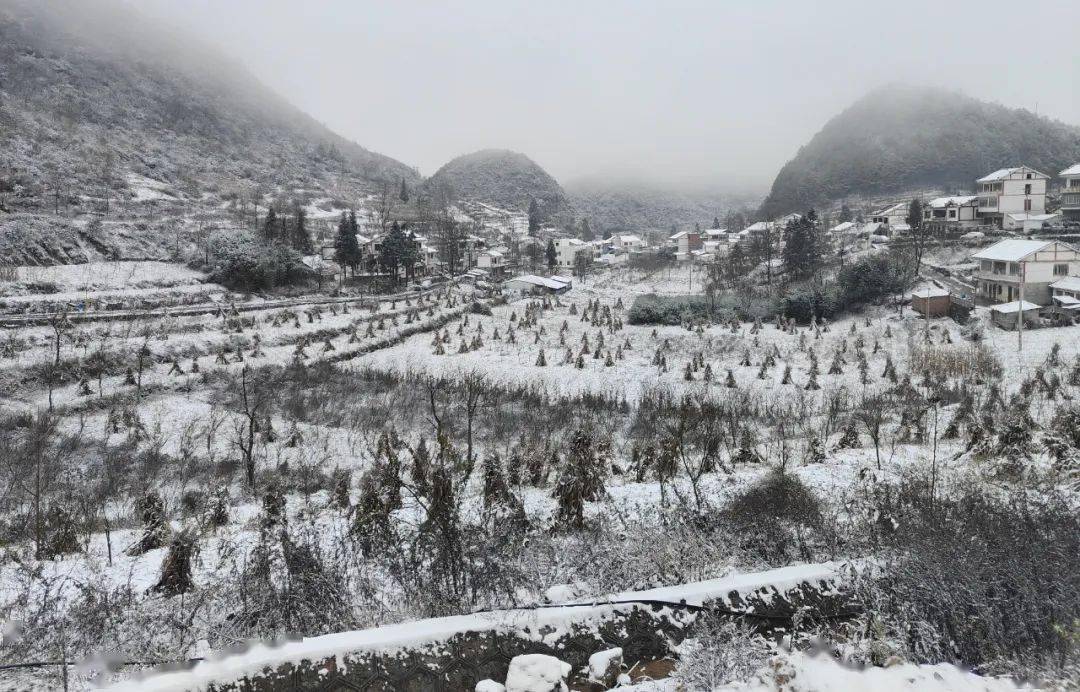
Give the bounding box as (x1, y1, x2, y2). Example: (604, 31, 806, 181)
(989, 300, 1041, 314)
(971, 239, 1056, 262)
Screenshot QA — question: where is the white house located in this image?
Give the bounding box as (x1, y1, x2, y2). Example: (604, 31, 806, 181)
(971, 239, 1080, 305)
(609, 234, 647, 253)
(668, 231, 703, 260)
(923, 196, 980, 229)
(829, 221, 857, 236)
(975, 166, 1048, 228)
(870, 203, 908, 230)
(552, 238, 593, 270)
(1060, 164, 1080, 221)
(476, 249, 507, 277)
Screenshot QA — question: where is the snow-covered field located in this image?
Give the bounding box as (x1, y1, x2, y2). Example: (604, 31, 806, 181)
(0, 261, 1077, 690)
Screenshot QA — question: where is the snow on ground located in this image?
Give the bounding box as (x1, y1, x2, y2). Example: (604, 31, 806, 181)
(2, 261, 208, 295)
(625, 651, 1025, 691)
(125, 173, 179, 202)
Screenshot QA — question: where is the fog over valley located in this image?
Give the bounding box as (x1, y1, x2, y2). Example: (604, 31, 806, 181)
(141, 0, 1080, 191)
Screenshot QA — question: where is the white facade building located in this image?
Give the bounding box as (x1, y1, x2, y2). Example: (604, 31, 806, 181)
(870, 202, 908, 231)
(971, 239, 1080, 305)
(552, 238, 593, 270)
(1060, 164, 1080, 221)
(609, 234, 646, 252)
(923, 196, 980, 229)
(975, 166, 1048, 228)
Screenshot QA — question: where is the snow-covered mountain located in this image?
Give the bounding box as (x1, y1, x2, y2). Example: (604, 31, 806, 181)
(0, 0, 419, 262)
(759, 85, 1080, 217)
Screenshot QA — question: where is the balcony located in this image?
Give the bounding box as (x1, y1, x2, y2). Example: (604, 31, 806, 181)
(1062, 193, 1080, 209)
(977, 196, 999, 210)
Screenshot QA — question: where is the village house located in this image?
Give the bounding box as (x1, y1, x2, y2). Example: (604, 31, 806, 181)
(1060, 164, 1080, 222)
(476, 249, 507, 278)
(668, 230, 703, 261)
(608, 234, 647, 253)
(829, 221, 857, 236)
(923, 196, 980, 230)
(870, 202, 908, 231)
(971, 239, 1080, 305)
(552, 237, 593, 270)
(975, 166, 1048, 228)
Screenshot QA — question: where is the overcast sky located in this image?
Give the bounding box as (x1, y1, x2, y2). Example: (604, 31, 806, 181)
(140, 0, 1079, 192)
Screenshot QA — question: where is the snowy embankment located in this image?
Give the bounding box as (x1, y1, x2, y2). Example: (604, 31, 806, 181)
(107, 562, 847, 691)
(631, 651, 1024, 691)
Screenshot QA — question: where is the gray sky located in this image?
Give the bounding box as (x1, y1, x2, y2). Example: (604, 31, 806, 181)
(141, 0, 1079, 192)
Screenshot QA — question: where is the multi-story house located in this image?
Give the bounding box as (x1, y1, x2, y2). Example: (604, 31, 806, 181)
(553, 237, 593, 270)
(476, 249, 507, 278)
(1060, 164, 1080, 222)
(922, 196, 980, 229)
(971, 239, 1080, 305)
(668, 231, 703, 261)
(975, 166, 1048, 228)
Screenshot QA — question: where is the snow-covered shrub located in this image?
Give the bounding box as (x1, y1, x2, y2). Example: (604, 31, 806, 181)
(203, 229, 304, 291)
(672, 616, 770, 689)
(859, 483, 1080, 679)
(725, 470, 836, 565)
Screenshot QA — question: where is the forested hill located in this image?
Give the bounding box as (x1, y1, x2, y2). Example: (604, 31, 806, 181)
(0, 0, 419, 218)
(427, 149, 573, 224)
(759, 86, 1080, 217)
(565, 177, 756, 235)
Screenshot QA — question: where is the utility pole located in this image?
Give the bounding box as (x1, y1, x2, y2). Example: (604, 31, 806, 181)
(1017, 260, 1025, 353)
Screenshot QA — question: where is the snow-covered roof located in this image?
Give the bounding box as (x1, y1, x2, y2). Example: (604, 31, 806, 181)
(618, 234, 643, 242)
(891, 223, 911, 232)
(911, 287, 950, 299)
(830, 221, 856, 233)
(506, 275, 568, 290)
(1051, 276, 1080, 292)
(355, 234, 372, 244)
(928, 195, 978, 208)
(971, 239, 1054, 262)
(977, 166, 1049, 182)
(743, 221, 773, 233)
(1006, 213, 1059, 222)
(990, 300, 1041, 314)
(550, 275, 573, 284)
(872, 202, 906, 216)
(482, 249, 504, 257)
(1061, 164, 1080, 177)
(1053, 294, 1080, 306)
(669, 231, 690, 239)
(959, 231, 985, 240)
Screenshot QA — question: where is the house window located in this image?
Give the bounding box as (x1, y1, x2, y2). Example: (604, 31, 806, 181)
(993, 261, 1006, 275)
(1026, 173, 1033, 179)
(948, 210, 956, 218)
(1009, 263, 1019, 275)
(1054, 264, 1068, 276)
(1024, 184, 1032, 195)
(1024, 199, 1032, 211)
